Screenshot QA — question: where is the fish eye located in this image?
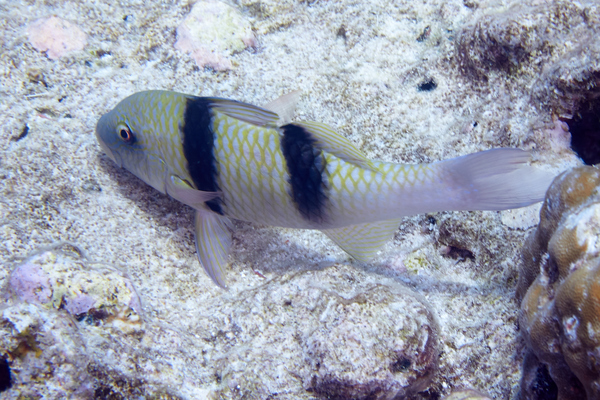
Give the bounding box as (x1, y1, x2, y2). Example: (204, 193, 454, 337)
(120, 128, 131, 140)
(117, 124, 135, 143)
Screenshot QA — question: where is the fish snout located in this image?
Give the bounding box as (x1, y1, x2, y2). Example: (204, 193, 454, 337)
(95, 116, 122, 167)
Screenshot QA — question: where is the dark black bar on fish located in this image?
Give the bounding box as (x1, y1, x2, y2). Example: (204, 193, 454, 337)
(280, 123, 328, 223)
(182, 97, 223, 214)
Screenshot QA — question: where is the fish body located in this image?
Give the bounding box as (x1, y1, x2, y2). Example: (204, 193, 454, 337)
(96, 90, 552, 287)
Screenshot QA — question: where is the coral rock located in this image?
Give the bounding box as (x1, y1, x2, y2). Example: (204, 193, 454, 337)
(532, 30, 600, 120)
(516, 166, 600, 301)
(206, 263, 439, 399)
(175, 0, 255, 71)
(26, 16, 87, 60)
(6, 248, 142, 334)
(443, 388, 492, 400)
(0, 303, 95, 398)
(455, 1, 593, 80)
(518, 166, 600, 399)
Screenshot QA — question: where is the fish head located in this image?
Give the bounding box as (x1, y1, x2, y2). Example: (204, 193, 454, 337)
(95, 91, 175, 194)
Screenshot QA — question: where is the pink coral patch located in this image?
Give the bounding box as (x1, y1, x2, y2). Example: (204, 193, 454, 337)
(9, 262, 52, 304)
(27, 16, 87, 60)
(64, 294, 97, 315)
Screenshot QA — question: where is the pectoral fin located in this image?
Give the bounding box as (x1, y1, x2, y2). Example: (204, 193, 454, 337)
(194, 210, 233, 289)
(323, 220, 401, 262)
(167, 175, 220, 210)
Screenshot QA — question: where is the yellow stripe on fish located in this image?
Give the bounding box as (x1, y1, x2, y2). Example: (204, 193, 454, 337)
(96, 90, 554, 288)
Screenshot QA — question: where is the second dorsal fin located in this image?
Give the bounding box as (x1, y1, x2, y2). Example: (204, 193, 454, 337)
(286, 121, 378, 171)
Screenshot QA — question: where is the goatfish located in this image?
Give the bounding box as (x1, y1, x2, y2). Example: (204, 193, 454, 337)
(95, 90, 552, 288)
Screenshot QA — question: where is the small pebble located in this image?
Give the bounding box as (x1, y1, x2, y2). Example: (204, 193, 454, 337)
(175, 0, 255, 71)
(27, 16, 87, 59)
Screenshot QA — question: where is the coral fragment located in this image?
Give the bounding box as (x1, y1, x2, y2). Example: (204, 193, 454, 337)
(26, 16, 87, 60)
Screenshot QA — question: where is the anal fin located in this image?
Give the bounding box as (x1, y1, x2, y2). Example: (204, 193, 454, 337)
(194, 210, 233, 289)
(322, 220, 401, 262)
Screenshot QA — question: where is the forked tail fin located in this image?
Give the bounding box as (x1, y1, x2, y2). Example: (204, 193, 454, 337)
(439, 148, 554, 211)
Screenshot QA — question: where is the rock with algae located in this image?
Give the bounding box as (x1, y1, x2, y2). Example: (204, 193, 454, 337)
(443, 388, 492, 400)
(0, 246, 185, 398)
(0, 258, 439, 399)
(0, 303, 95, 398)
(529, 0, 600, 120)
(6, 246, 142, 334)
(517, 166, 600, 399)
(0, 302, 182, 399)
(205, 263, 440, 399)
(454, 0, 593, 80)
(533, 32, 600, 165)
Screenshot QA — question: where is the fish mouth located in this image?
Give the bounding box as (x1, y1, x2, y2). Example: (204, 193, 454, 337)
(95, 118, 123, 167)
(98, 139, 122, 167)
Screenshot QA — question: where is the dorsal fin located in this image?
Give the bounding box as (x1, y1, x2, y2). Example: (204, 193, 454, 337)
(289, 121, 378, 171)
(263, 90, 301, 126)
(205, 97, 280, 127)
(322, 219, 402, 262)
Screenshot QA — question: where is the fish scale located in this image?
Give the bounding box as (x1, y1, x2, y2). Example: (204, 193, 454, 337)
(96, 90, 554, 288)
(153, 94, 188, 180)
(325, 157, 439, 226)
(212, 111, 302, 226)
(212, 111, 420, 229)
